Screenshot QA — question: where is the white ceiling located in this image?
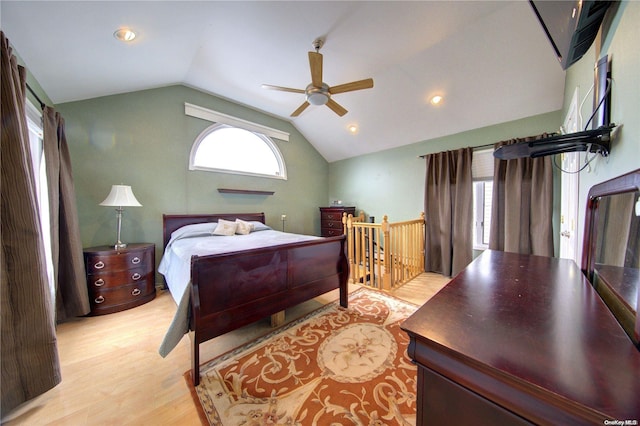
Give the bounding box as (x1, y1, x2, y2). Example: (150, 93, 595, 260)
(1, 1, 565, 162)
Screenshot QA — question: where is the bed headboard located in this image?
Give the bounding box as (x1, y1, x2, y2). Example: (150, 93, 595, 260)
(162, 212, 266, 248)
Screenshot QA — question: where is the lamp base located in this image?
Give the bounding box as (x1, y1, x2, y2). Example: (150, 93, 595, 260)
(114, 242, 128, 250)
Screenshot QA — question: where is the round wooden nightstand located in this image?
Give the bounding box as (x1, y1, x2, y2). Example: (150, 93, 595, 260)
(83, 243, 156, 315)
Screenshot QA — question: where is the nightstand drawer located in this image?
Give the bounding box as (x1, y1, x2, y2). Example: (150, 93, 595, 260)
(86, 249, 152, 273)
(89, 282, 155, 315)
(87, 268, 152, 290)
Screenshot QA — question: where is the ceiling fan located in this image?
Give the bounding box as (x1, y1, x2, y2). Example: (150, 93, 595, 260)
(261, 38, 374, 117)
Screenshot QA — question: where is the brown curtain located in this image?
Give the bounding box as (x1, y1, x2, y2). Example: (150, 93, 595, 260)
(424, 147, 473, 277)
(489, 136, 554, 256)
(43, 107, 90, 322)
(1, 31, 61, 414)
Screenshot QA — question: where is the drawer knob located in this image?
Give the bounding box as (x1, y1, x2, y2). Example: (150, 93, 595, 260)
(94, 296, 105, 304)
(131, 256, 141, 265)
(94, 278, 105, 287)
(131, 273, 141, 281)
(94, 261, 105, 269)
(132, 288, 141, 296)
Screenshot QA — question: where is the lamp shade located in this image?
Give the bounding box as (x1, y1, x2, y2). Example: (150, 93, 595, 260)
(99, 185, 142, 207)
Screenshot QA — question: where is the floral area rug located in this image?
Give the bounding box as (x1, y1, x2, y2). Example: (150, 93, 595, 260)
(190, 287, 419, 425)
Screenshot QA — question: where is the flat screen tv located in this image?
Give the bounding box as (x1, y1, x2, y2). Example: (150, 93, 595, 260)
(529, 0, 613, 70)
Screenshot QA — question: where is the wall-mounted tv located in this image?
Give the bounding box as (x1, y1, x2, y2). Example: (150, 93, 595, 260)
(494, 54, 614, 161)
(529, 0, 613, 70)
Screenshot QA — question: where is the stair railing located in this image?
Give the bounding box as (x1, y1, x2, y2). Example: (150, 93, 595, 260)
(343, 212, 425, 291)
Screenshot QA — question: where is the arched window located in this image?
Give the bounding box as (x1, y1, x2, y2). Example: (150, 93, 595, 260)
(189, 123, 287, 179)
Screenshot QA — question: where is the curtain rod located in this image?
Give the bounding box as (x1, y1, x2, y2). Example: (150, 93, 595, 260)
(418, 142, 495, 158)
(26, 82, 46, 110)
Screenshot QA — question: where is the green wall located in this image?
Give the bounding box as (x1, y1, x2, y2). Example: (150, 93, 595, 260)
(328, 111, 561, 222)
(562, 1, 640, 257)
(57, 85, 329, 282)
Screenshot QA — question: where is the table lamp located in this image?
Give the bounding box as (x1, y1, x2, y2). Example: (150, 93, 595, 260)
(100, 185, 142, 249)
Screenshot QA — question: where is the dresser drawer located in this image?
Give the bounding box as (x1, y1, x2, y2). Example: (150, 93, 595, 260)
(321, 228, 344, 237)
(321, 211, 346, 222)
(322, 219, 343, 229)
(319, 207, 356, 237)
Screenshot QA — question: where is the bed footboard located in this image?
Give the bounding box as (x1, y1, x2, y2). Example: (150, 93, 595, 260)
(189, 235, 348, 385)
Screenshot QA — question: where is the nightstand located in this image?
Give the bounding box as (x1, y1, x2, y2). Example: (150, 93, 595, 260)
(83, 243, 156, 315)
(319, 206, 356, 237)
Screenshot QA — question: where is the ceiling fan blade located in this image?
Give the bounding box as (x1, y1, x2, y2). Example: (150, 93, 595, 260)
(329, 78, 374, 95)
(291, 101, 310, 117)
(261, 84, 305, 94)
(309, 51, 323, 88)
(326, 98, 348, 117)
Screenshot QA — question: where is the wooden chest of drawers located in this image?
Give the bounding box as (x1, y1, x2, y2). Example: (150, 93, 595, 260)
(83, 243, 156, 315)
(319, 206, 355, 237)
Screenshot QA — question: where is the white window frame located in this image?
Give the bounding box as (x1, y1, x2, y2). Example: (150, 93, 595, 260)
(472, 148, 494, 251)
(189, 123, 288, 180)
(473, 180, 492, 250)
(26, 99, 56, 308)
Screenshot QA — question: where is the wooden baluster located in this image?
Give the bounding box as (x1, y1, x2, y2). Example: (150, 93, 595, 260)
(382, 215, 391, 291)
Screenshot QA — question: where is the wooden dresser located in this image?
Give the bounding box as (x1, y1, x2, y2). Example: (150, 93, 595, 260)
(401, 250, 640, 425)
(319, 206, 355, 237)
(83, 243, 156, 315)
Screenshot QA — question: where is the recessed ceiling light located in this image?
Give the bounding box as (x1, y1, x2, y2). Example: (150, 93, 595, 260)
(430, 95, 443, 106)
(114, 28, 136, 42)
(348, 124, 359, 134)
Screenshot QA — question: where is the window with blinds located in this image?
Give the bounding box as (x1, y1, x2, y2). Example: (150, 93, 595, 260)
(472, 149, 494, 250)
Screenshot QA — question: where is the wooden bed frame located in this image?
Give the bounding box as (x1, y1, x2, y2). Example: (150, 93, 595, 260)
(162, 212, 349, 385)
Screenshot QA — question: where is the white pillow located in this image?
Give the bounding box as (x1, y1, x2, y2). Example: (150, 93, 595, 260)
(170, 222, 217, 242)
(235, 219, 254, 235)
(212, 219, 238, 236)
(249, 221, 271, 231)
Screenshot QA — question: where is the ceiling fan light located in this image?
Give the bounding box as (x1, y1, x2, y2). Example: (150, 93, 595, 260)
(307, 92, 329, 106)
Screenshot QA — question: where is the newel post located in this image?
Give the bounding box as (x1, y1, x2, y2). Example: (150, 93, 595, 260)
(344, 213, 355, 284)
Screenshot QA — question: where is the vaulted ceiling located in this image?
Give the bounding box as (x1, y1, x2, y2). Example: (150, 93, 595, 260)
(1, 1, 565, 162)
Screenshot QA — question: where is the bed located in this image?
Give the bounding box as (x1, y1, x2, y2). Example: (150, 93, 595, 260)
(157, 212, 349, 385)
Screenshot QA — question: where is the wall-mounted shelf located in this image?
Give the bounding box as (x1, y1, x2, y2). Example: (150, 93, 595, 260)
(217, 188, 274, 196)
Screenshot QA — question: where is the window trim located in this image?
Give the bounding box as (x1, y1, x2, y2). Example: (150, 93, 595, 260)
(472, 148, 494, 251)
(188, 123, 288, 180)
(472, 180, 492, 251)
(185, 103, 289, 142)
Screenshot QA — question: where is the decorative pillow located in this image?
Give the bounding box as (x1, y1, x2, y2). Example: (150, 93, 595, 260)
(212, 219, 238, 236)
(235, 219, 254, 235)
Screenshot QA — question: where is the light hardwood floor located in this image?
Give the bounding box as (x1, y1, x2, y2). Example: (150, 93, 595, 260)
(2, 273, 450, 426)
